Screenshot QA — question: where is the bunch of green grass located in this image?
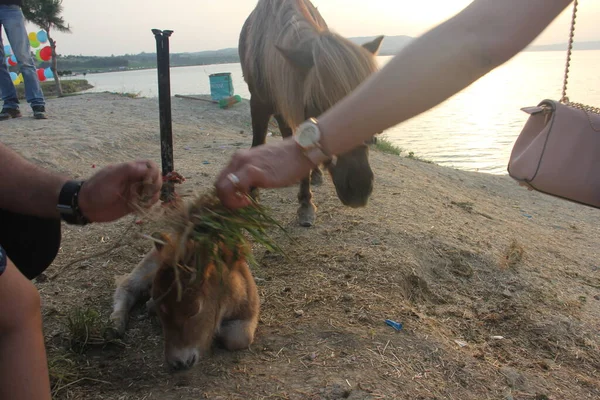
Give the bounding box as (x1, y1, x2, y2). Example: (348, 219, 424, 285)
(66, 308, 106, 353)
(374, 137, 402, 156)
(162, 192, 288, 299)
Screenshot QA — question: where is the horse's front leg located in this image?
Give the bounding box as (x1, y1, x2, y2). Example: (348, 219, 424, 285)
(110, 249, 160, 336)
(297, 176, 317, 227)
(250, 97, 271, 147)
(274, 115, 318, 226)
(248, 96, 273, 201)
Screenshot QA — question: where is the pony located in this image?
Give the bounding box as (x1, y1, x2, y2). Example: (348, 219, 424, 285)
(239, 0, 384, 227)
(110, 215, 260, 371)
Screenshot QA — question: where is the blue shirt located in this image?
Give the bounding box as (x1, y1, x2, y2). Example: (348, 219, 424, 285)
(0, 245, 6, 277)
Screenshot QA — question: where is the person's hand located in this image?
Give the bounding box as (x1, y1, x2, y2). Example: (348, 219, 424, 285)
(215, 138, 315, 209)
(78, 160, 162, 223)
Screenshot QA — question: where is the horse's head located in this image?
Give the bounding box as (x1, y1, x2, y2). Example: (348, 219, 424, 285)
(277, 34, 384, 207)
(149, 234, 224, 371)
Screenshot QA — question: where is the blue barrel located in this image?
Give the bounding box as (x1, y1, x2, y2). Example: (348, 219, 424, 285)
(209, 72, 234, 101)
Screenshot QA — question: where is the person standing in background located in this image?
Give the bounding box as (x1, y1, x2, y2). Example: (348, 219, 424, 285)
(0, 0, 47, 120)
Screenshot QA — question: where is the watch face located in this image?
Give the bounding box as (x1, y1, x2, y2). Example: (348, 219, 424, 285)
(297, 123, 320, 148)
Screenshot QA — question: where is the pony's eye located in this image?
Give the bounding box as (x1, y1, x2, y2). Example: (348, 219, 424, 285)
(187, 299, 203, 318)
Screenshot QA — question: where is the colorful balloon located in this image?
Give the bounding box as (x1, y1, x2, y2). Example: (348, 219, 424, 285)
(30, 39, 41, 48)
(37, 68, 47, 82)
(10, 72, 18, 82)
(40, 46, 52, 62)
(44, 67, 54, 79)
(35, 49, 43, 62)
(8, 55, 17, 66)
(3, 45, 11, 56)
(37, 30, 48, 43)
(28, 32, 37, 42)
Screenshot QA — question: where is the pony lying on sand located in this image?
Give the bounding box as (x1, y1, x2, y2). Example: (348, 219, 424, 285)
(110, 194, 282, 370)
(239, 0, 384, 227)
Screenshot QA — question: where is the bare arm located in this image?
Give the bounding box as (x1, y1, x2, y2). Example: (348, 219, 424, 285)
(319, 0, 573, 156)
(0, 142, 162, 221)
(215, 0, 573, 208)
(0, 142, 68, 218)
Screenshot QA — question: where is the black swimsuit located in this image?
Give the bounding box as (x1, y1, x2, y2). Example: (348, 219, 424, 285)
(0, 209, 61, 280)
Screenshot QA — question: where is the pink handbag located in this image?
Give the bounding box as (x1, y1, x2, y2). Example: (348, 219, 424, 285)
(507, 0, 600, 208)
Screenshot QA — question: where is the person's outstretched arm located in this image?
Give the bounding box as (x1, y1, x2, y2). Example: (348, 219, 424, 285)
(318, 0, 573, 156)
(0, 142, 162, 222)
(216, 0, 573, 209)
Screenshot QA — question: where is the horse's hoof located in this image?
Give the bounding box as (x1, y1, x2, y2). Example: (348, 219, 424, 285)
(103, 326, 122, 341)
(297, 203, 316, 227)
(146, 298, 157, 316)
(109, 313, 127, 337)
(311, 169, 323, 186)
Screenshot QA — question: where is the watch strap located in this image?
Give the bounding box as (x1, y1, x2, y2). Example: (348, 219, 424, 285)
(295, 118, 333, 166)
(57, 180, 89, 225)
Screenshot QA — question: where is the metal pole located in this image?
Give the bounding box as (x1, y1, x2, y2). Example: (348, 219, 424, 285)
(152, 28, 175, 202)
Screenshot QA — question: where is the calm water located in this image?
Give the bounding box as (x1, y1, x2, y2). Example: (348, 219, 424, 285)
(70, 51, 600, 175)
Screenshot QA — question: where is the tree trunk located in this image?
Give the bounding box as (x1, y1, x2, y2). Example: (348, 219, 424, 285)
(47, 31, 63, 97)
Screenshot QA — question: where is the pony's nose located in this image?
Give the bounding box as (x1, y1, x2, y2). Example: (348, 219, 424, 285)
(166, 348, 199, 371)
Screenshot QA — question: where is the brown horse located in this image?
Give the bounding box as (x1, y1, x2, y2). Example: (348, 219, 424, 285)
(111, 223, 259, 371)
(239, 0, 384, 227)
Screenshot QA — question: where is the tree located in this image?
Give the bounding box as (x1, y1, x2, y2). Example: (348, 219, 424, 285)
(22, 0, 71, 97)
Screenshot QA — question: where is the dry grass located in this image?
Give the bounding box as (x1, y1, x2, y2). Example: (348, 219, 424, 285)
(501, 239, 525, 269)
(48, 353, 79, 396)
(156, 191, 288, 300)
(19, 93, 599, 400)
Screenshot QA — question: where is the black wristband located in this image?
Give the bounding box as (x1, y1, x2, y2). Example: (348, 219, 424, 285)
(57, 180, 90, 225)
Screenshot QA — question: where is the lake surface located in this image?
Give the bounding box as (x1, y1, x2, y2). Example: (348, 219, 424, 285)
(71, 51, 600, 174)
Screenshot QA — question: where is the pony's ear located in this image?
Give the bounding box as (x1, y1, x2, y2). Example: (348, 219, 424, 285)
(151, 232, 169, 251)
(276, 45, 314, 70)
(362, 35, 384, 55)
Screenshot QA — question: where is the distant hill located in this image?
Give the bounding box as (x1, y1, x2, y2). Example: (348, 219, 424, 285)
(184, 35, 414, 58)
(349, 35, 413, 55)
(525, 41, 600, 52)
(57, 36, 600, 74)
(186, 48, 239, 58)
(351, 36, 600, 55)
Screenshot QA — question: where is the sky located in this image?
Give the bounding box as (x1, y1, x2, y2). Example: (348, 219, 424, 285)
(14, 0, 600, 57)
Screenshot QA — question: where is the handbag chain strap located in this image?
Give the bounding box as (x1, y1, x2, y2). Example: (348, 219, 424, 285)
(560, 0, 600, 115)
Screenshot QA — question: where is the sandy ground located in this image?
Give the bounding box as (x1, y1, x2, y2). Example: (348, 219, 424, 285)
(1, 92, 599, 400)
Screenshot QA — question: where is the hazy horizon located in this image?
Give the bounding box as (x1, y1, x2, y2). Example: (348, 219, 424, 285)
(9, 0, 600, 57)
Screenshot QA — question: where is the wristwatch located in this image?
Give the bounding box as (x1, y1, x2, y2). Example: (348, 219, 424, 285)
(294, 118, 333, 166)
(57, 180, 90, 225)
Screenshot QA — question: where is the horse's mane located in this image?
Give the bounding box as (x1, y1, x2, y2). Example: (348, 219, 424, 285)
(242, 0, 378, 129)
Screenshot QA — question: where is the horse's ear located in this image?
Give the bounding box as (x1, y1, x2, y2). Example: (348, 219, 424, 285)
(276, 45, 314, 70)
(362, 35, 384, 55)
